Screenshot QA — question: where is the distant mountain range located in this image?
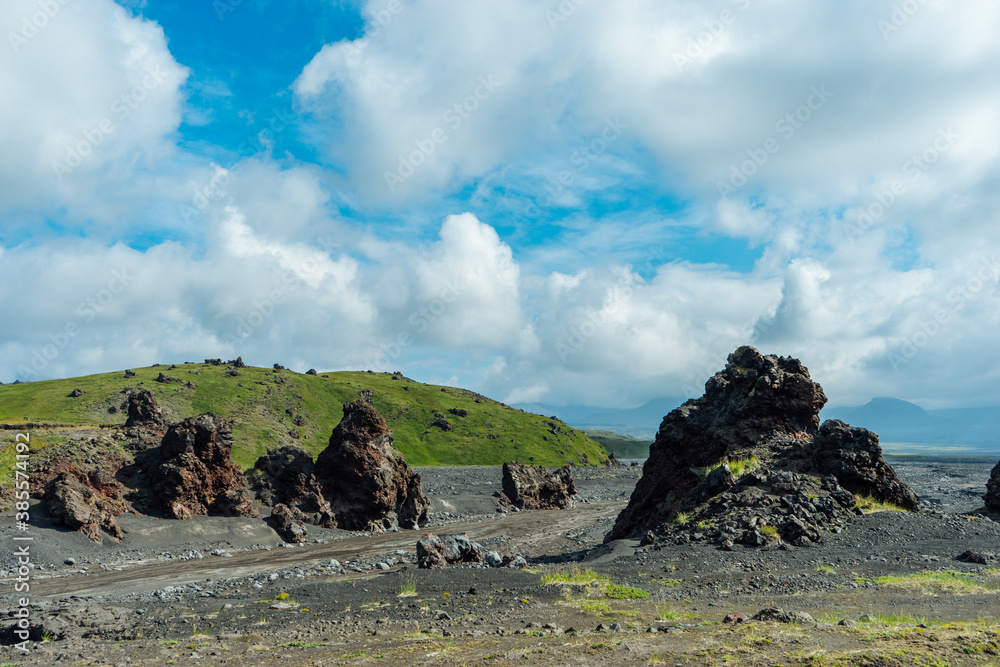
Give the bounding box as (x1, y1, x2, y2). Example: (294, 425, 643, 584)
(515, 396, 1000, 456)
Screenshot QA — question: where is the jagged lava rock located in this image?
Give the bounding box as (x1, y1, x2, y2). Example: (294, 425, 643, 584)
(501, 461, 577, 510)
(151, 413, 260, 520)
(253, 446, 336, 528)
(315, 398, 429, 532)
(808, 419, 919, 511)
(607, 346, 827, 541)
(269, 503, 308, 543)
(43, 473, 124, 543)
(985, 460, 1000, 513)
(124, 389, 165, 427)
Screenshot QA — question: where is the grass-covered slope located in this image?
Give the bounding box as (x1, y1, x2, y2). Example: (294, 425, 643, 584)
(0, 363, 609, 468)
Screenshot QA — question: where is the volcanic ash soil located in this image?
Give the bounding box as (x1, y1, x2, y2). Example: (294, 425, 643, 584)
(3, 459, 1000, 666)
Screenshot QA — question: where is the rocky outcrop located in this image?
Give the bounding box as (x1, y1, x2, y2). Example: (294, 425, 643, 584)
(253, 446, 336, 528)
(269, 503, 308, 543)
(606, 346, 918, 547)
(124, 389, 165, 428)
(501, 462, 577, 510)
(151, 413, 259, 520)
(416, 533, 485, 568)
(808, 420, 918, 511)
(985, 461, 1000, 513)
(43, 473, 124, 543)
(315, 399, 429, 532)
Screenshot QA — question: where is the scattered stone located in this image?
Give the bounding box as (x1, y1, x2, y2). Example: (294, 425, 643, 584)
(723, 612, 748, 624)
(69, 388, 83, 397)
(501, 461, 577, 510)
(124, 389, 165, 428)
(306, 369, 318, 375)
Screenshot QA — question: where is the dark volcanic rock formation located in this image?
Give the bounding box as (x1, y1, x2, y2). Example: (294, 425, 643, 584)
(151, 413, 259, 520)
(809, 419, 919, 511)
(315, 398, 429, 532)
(269, 503, 308, 543)
(501, 461, 577, 510)
(43, 473, 124, 543)
(253, 446, 336, 528)
(606, 346, 918, 546)
(985, 460, 1000, 513)
(124, 389, 165, 428)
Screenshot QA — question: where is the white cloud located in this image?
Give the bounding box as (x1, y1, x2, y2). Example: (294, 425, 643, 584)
(0, 0, 188, 223)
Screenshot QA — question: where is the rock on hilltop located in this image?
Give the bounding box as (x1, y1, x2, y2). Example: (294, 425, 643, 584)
(606, 346, 918, 546)
(985, 460, 1000, 513)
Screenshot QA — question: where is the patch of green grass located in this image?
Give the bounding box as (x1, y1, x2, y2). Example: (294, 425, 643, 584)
(728, 456, 760, 477)
(815, 564, 836, 575)
(541, 567, 611, 587)
(760, 524, 779, 539)
(867, 570, 1000, 594)
(853, 494, 912, 513)
(606, 584, 649, 600)
(657, 578, 681, 587)
(398, 580, 418, 597)
(274, 592, 290, 601)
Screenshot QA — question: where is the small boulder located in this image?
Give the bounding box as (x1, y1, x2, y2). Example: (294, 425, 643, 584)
(416, 533, 484, 568)
(723, 612, 748, 624)
(501, 461, 577, 510)
(69, 388, 83, 398)
(270, 504, 308, 543)
(956, 550, 987, 565)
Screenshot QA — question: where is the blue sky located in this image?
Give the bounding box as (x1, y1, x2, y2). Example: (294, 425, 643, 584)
(2, 0, 999, 411)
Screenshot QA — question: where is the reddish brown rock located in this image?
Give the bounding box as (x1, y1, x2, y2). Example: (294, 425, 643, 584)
(808, 419, 919, 511)
(43, 473, 124, 544)
(501, 462, 577, 510)
(151, 413, 259, 520)
(315, 398, 429, 532)
(269, 503, 308, 543)
(253, 446, 336, 528)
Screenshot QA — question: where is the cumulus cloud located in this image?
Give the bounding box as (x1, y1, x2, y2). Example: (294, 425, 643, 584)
(0, 0, 188, 227)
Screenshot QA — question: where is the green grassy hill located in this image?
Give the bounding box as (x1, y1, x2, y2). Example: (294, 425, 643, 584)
(0, 363, 609, 468)
(583, 429, 652, 459)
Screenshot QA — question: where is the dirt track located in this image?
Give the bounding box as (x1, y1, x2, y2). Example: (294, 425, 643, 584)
(30, 501, 624, 598)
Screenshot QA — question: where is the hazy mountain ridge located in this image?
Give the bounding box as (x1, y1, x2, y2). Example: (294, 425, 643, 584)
(519, 396, 1000, 455)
